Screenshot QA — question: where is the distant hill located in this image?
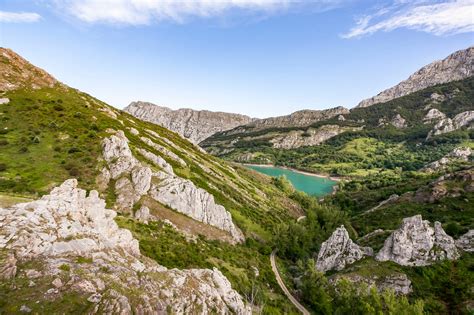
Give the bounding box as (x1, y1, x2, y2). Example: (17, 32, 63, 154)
(124, 101, 255, 144)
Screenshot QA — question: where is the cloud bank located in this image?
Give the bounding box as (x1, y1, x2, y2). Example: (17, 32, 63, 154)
(55, 0, 303, 25)
(343, 0, 474, 38)
(0, 11, 41, 23)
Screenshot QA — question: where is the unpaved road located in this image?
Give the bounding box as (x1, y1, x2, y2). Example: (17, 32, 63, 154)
(270, 250, 311, 315)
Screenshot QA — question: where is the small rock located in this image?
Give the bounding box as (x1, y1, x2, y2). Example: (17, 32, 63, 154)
(87, 293, 102, 303)
(25, 269, 41, 279)
(20, 305, 31, 313)
(0, 98, 10, 105)
(52, 278, 63, 288)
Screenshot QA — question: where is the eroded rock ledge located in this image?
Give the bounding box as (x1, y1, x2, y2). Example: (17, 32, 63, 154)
(0, 179, 250, 314)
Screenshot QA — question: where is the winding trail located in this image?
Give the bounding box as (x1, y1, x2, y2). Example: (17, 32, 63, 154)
(270, 250, 311, 315)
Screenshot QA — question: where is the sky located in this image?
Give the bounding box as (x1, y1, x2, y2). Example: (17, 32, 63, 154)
(0, 0, 473, 118)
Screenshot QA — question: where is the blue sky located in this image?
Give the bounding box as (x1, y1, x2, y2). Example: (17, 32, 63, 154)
(1, 1, 473, 118)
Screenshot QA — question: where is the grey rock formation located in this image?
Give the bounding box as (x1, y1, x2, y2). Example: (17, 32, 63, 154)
(357, 46, 474, 108)
(134, 206, 152, 224)
(423, 108, 446, 124)
(150, 172, 244, 243)
(390, 114, 407, 129)
(124, 101, 255, 144)
(427, 111, 474, 138)
(421, 147, 471, 172)
(316, 226, 373, 272)
(376, 215, 460, 266)
(270, 125, 362, 149)
(0, 98, 9, 105)
(0, 179, 250, 314)
(456, 230, 474, 252)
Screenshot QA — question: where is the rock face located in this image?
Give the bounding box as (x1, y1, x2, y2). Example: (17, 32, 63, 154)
(390, 114, 407, 129)
(456, 230, 474, 252)
(423, 108, 446, 124)
(316, 226, 373, 272)
(357, 46, 474, 108)
(124, 101, 255, 144)
(0, 48, 58, 91)
(101, 130, 244, 243)
(0, 180, 250, 314)
(270, 125, 362, 149)
(427, 111, 474, 138)
(149, 172, 245, 242)
(421, 147, 472, 172)
(376, 215, 460, 266)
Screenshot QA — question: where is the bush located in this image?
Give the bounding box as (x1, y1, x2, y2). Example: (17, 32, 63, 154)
(0, 163, 6, 172)
(53, 104, 64, 111)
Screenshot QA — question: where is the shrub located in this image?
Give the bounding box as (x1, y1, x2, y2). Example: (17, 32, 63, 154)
(0, 163, 6, 172)
(53, 104, 64, 111)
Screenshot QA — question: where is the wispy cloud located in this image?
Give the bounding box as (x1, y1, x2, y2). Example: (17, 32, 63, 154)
(54, 0, 340, 25)
(0, 10, 42, 23)
(343, 0, 474, 39)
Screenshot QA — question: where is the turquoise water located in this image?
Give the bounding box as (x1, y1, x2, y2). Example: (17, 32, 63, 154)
(247, 165, 337, 197)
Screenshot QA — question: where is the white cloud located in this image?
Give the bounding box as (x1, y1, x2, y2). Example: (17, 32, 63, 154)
(0, 11, 42, 23)
(55, 0, 340, 25)
(343, 0, 474, 38)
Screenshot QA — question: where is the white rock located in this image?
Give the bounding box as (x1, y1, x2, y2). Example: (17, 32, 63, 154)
(456, 230, 474, 252)
(390, 114, 407, 129)
(0, 98, 9, 105)
(421, 147, 471, 172)
(131, 166, 152, 195)
(134, 206, 150, 224)
(316, 225, 372, 272)
(428, 111, 474, 138)
(376, 215, 460, 266)
(423, 108, 446, 124)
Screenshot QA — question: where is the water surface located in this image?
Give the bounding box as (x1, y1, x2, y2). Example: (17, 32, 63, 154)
(247, 165, 336, 197)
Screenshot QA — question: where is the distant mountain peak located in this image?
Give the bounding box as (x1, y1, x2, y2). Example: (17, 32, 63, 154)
(356, 46, 474, 108)
(124, 101, 256, 144)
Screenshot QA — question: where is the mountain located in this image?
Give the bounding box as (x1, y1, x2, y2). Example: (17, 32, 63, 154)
(0, 48, 306, 313)
(124, 101, 255, 144)
(357, 46, 474, 108)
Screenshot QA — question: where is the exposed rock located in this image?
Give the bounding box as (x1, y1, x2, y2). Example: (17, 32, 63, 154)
(131, 166, 152, 195)
(128, 127, 139, 135)
(456, 230, 474, 252)
(19, 305, 31, 313)
(0, 98, 9, 105)
(427, 111, 474, 138)
(115, 177, 140, 212)
(332, 272, 412, 295)
(423, 108, 446, 124)
(0, 252, 17, 280)
(357, 46, 474, 107)
(0, 48, 58, 91)
(316, 226, 373, 272)
(337, 115, 346, 121)
(376, 215, 460, 266)
(134, 206, 151, 224)
(102, 131, 138, 179)
(421, 147, 471, 172)
(136, 148, 174, 175)
(125, 101, 255, 144)
(0, 179, 250, 314)
(149, 173, 244, 243)
(270, 125, 362, 149)
(390, 114, 407, 129)
(140, 136, 186, 167)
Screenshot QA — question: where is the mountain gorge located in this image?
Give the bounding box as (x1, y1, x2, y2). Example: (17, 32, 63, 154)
(0, 45, 473, 314)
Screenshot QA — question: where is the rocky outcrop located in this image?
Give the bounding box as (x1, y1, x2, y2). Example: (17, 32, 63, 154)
(0, 48, 58, 91)
(390, 114, 407, 129)
(332, 273, 412, 295)
(124, 101, 255, 144)
(456, 230, 474, 252)
(427, 111, 474, 138)
(101, 130, 244, 243)
(376, 215, 460, 266)
(150, 172, 244, 242)
(270, 125, 361, 149)
(0, 98, 9, 105)
(357, 46, 474, 108)
(421, 147, 472, 172)
(423, 108, 446, 124)
(0, 180, 250, 314)
(316, 226, 373, 272)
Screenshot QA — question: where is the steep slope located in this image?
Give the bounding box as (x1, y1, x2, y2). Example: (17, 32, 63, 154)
(356, 46, 474, 108)
(124, 101, 255, 144)
(0, 48, 304, 312)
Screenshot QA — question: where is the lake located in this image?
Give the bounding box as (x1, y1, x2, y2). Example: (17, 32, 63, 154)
(246, 165, 337, 197)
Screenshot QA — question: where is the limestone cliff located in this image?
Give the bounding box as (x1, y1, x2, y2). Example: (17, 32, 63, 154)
(124, 101, 255, 144)
(357, 46, 474, 108)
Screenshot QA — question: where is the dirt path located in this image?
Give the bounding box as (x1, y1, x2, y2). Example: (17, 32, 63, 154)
(270, 250, 311, 315)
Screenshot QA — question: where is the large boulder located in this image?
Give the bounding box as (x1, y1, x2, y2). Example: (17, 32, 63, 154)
(316, 226, 373, 272)
(427, 111, 474, 138)
(423, 108, 446, 124)
(456, 230, 474, 252)
(376, 215, 460, 266)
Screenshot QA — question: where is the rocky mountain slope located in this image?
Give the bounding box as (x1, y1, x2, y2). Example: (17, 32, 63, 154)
(357, 46, 474, 108)
(124, 101, 255, 144)
(0, 48, 307, 313)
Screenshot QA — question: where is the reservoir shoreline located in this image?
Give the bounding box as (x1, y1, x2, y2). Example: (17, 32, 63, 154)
(241, 163, 342, 182)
